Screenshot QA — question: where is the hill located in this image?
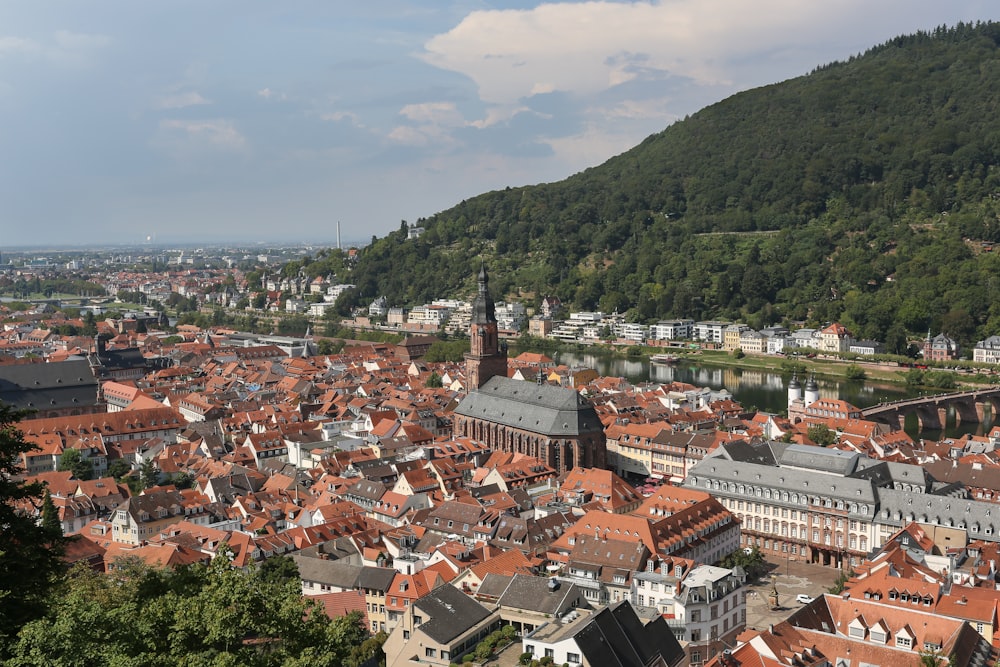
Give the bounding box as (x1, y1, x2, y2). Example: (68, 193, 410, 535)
(299, 22, 1000, 352)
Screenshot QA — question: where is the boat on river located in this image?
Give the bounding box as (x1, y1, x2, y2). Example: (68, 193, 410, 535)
(650, 353, 680, 365)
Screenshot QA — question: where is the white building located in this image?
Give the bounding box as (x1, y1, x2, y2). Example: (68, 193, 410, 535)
(693, 321, 727, 345)
(651, 319, 694, 341)
(974, 336, 1000, 364)
(495, 301, 527, 332)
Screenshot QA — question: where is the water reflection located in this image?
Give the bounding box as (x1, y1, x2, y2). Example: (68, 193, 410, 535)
(552, 351, 994, 439)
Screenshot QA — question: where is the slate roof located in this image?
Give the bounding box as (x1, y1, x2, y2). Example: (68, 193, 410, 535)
(356, 566, 397, 593)
(292, 554, 362, 589)
(573, 601, 685, 667)
(495, 574, 581, 616)
(413, 583, 493, 644)
(453, 375, 602, 437)
(0, 358, 99, 412)
(778, 443, 860, 475)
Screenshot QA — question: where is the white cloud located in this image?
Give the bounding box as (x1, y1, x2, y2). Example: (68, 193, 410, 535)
(399, 101, 465, 126)
(257, 87, 287, 101)
(0, 30, 108, 68)
(0, 36, 40, 57)
(387, 125, 430, 146)
(320, 110, 365, 127)
(155, 91, 211, 110)
(422, 0, 876, 106)
(159, 119, 247, 150)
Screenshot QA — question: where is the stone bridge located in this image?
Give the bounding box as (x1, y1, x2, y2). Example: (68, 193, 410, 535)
(861, 386, 1000, 431)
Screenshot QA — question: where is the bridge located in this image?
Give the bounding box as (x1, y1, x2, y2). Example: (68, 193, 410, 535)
(861, 386, 1000, 432)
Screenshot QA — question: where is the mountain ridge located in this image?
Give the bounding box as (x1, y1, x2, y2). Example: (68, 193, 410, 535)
(300, 21, 1000, 352)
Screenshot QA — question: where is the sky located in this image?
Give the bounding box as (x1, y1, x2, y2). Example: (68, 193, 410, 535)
(0, 1, 995, 248)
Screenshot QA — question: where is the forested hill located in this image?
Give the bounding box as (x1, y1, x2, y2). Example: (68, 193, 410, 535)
(304, 22, 1000, 352)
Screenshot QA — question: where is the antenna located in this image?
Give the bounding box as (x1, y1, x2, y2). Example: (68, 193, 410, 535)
(337, 222, 342, 250)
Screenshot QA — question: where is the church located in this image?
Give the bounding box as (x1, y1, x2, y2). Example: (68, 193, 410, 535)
(451, 265, 606, 474)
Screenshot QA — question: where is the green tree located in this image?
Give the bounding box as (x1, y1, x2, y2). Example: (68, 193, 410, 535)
(316, 338, 344, 355)
(806, 423, 837, 446)
(844, 364, 867, 380)
(57, 447, 93, 481)
(107, 458, 131, 481)
(426, 372, 443, 388)
(140, 459, 160, 490)
(40, 489, 62, 538)
(258, 554, 300, 586)
(0, 405, 67, 648)
(10, 549, 375, 666)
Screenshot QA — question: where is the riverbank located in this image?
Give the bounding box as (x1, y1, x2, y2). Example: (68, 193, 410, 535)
(513, 338, 997, 390)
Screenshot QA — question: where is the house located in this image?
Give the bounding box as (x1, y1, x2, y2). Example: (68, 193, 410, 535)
(477, 573, 588, 636)
(924, 332, 960, 361)
(382, 583, 500, 667)
(521, 600, 686, 667)
(973, 335, 1000, 364)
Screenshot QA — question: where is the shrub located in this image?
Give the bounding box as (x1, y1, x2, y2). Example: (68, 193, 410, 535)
(520, 652, 534, 665)
(844, 364, 867, 380)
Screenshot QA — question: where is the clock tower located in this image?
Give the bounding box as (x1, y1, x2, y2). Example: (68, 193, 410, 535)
(465, 263, 508, 390)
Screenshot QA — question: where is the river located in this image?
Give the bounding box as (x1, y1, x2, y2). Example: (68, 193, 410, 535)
(551, 351, 995, 440)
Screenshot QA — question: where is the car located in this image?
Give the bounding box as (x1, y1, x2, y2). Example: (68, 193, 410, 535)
(796, 594, 814, 604)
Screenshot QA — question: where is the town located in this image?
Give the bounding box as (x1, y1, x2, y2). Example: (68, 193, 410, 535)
(2, 250, 1000, 667)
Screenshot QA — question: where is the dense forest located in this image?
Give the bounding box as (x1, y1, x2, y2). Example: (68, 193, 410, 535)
(288, 22, 1000, 351)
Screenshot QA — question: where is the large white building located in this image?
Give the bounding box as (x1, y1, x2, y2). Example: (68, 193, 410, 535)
(651, 319, 694, 341)
(974, 335, 1000, 364)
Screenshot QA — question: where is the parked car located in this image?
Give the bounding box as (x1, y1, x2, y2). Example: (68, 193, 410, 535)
(796, 594, 814, 604)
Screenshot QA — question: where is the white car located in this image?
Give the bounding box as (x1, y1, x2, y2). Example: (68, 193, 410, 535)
(796, 594, 814, 604)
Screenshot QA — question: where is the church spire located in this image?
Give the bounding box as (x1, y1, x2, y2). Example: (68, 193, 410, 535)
(465, 261, 507, 391)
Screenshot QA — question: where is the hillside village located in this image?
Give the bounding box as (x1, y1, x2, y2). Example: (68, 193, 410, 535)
(3, 265, 1000, 667)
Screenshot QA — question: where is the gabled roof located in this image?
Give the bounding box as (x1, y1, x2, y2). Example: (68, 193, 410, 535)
(413, 583, 493, 644)
(573, 601, 685, 667)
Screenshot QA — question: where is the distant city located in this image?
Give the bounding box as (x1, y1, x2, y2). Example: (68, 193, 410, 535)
(2, 250, 1000, 667)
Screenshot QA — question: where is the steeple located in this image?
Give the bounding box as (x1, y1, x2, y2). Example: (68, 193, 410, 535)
(465, 261, 507, 391)
(471, 260, 496, 325)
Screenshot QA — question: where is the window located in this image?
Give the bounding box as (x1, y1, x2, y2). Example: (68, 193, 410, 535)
(403, 630, 409, 639)
(545, 649, 554, 658)
(896, 635, 912, 649)
(425, 647, 436, 658)
(567, 652, 580, 664)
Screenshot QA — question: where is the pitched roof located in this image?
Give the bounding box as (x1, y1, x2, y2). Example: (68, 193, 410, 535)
(413, 583, 494, 644)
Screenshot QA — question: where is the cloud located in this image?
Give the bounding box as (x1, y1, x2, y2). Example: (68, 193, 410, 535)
(320, 110, 366, 129)
(421, 0, 878, 106)
(257, 87, 287, 101)
(0, 36, 40, 57)
(155, 91, 211, 110)
(398, 101, 465, 126)
(158, 119, 247, 151)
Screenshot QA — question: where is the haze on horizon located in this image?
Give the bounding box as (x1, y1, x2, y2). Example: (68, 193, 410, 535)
(0, 1, 994, 247)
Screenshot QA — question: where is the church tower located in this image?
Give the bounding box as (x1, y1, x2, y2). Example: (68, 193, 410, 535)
(465, 263, 508, 390)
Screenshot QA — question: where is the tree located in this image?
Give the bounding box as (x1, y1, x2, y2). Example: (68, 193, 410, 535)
(0, 404, 67, 647)
(844, 364, 867, 380)
(10, 549, 372, 666)
(140, 459, 160, 490)
(40, 489, 62, 538)
(426, 372, 443, 388)
(720, 546, 767, 581)
(316, 338, 344, 355)
(806, 423, 837, 446)
(57, 447, 93, 481)
(107, 458, 132, 481)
